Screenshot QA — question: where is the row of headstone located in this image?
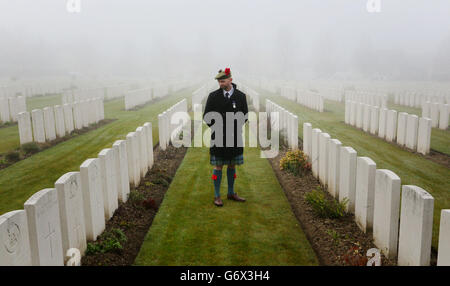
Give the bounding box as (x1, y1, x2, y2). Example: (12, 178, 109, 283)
(345, 100, 432, 155)
(0, 121, 155, 266)
(158, 99, 189, 150)
(0, 96, 27, 123)
(280, 87, 297, 102)
(124, 88, 153, 110)
(61, 88, 106, 105)
(313, 86, 344, 102)
(192, 84, 209, 107)
(345, 90, 387, 108)
(239, 84, 260, 112)
(296, 89, 324, 112)
(266, 99, 298, 150)
(394, 90, 449, 109)
(422, 101, 449, 130)
(17, 98, 104, 145)
(302, 122, 449, 266)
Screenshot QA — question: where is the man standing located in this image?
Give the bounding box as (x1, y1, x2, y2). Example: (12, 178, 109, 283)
(203, 68, 248, 207)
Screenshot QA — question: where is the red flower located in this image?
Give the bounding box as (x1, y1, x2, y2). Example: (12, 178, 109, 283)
(224, 68, 230, 75)
(212, 174, 217, 180)
(233, 173, 236, 179)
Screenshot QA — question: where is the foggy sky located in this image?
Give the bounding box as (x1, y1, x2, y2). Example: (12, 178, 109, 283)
(0, 0, 449, 81)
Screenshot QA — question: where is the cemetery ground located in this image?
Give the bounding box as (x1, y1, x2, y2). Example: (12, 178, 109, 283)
(255, 87, 450, 250)
(134, 126, 319, 266)
(0, 85, 197, 215)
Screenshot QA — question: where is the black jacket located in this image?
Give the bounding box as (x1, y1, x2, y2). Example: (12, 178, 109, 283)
(203, 83, 249, 159)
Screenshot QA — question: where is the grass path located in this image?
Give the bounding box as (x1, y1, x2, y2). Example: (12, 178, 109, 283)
(256, 88, 449, 249)
(0, 87, 197, 214)
(134, 125, 319, 266)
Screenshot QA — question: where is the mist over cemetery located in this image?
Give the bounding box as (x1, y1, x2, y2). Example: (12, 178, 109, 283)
(0, 1, 449, 267)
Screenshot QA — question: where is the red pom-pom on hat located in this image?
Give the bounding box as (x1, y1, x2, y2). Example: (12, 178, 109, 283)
(224, 68, 231, 75)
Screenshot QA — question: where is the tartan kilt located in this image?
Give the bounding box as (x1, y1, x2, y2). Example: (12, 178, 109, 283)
(210, 154, 244, 166)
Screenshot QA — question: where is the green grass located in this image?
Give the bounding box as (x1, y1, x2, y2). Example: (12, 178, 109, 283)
(134, 127, 318, 265)
(27, 94, 62, 111)
(0, 86, 198, 215)
(256, 88, 450, 250)
(388, 102, 450, 155)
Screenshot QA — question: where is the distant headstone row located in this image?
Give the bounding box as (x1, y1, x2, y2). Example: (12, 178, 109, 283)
(394, 90, 449, 109)
(422, 101, 449, 130)
(280, 87, 324, 112)
(17, 98, 104, 145)
(345, 90, 387, 108)
(61, 88, 106, 104)
(0, 121, 154, 266)
(0, 96, 27, 123)
(266, 99, 298, 150)
(303, 121, 449, 266)
(158, 99, 188, 150)
(345, 100, 432, 155)
(124, 88, 153, 110)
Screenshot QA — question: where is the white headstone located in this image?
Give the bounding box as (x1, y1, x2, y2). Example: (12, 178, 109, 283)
(437, 210, 450, 266)
(339, 147, 357, 213)
(113, 140, 130, 202)
(430, 102, 439, 128)
(378, 108, 388, 139)
(356, 103, 363, 129)
(369, 106, 379, 135)
(417, 117, 432, 155)
(0, 210, 32, 266)
(0, 97, 11, 123)
(43, 106, 56, 141)
(136, 127, 149, 178)
(98, 148, 119, 220)
(24, 188, 64, 266)
(355, 157, 376, 233)
(405, 114, 419, 150)
(385, 110, 397, 142)
(396, 112, 408, 146)
(311, 128, 321, 178)
(31, 109, 46, 143)
(63, 103, 75, 134)
(126, 132, 140, 187)
(55, 172, 87, 256)
(72, 102, 83, 130)
(17, 111, 33, 144)
(319, 132, 330, 185)
(144, 122, 154, 169)
(362, 104, 371, 132)
(398, 185, 434, 266)
(302, 122, 312, 163)
(373, 169, 401, 259)
(54, 105, 66, 138)
(80, 158, 105, 241)
(327, 139, 341, 198)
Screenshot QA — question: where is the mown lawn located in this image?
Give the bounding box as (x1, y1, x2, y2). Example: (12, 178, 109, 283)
(134, 126, 318, 265)
(256, 88, 450, 250)
(0, 86, 198, 215)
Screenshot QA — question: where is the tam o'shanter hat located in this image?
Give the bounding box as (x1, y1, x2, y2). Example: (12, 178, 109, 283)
(215, 68, 231, 80)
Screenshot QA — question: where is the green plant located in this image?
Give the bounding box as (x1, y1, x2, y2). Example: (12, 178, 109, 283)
(21, 142, 40, 155)
(5, 151, 20, 163)
(326, 229, 341, 246)
(85, 228, 127, 255)
(305, 187, 348, 219)
(128, 190, 145, 204)
(279, 149, 311, 177)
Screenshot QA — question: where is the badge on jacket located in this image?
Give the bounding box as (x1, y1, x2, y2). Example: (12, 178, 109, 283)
(232, 101, 236, 109)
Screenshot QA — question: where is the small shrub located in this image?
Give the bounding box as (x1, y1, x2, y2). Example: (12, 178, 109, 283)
(5, 151, 20, 163)
(342, 245, 368, 266)
(305, 187, 348, 219)
(279, 149, 311, 177)
(21, 142, 40, 155)
(128, 190, 145, 204)
(85, 228, 127, 256)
